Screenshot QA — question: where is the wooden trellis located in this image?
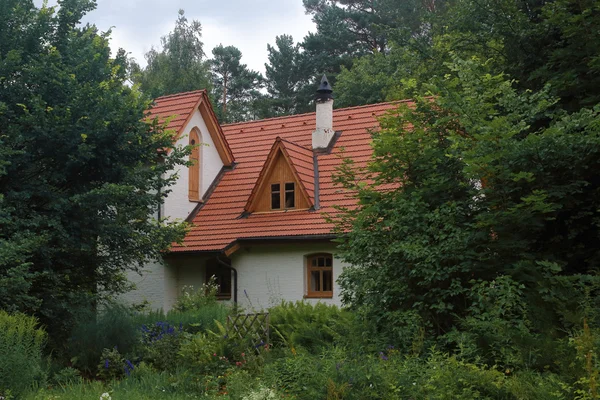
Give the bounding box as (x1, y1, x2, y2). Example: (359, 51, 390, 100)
(226, 312, 270, 346)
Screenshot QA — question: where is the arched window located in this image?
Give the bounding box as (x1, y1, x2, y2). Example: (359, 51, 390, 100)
(188, 128, 202, 201)
(306, 253, 333, 298)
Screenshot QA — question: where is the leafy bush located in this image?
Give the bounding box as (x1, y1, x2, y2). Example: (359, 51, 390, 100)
(178, 331, 230, 376)
(0, 310, 47, 397)
(97, 347, 127, 381)
(134, 303, 230, 333)
(68, 302, 140, 376)
(269, 301, 352, 352)
(173, 278, 219, 312)
(139, 321, 183, 371)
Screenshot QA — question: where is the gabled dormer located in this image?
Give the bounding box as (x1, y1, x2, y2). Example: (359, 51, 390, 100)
(246, 137, 315, 213)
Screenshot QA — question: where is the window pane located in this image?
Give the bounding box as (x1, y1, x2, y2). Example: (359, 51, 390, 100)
(311, 258, 317, 266)
(310, 271, 321, 291)
(325, 257, 332, 267)
(271, 192, 280, 209)
(285, 182, 294, 191)
(285, 189, 295, 208)
(271, 183, 280, 192)
(323, 270, 333, 292)
(318, 257, 325, 267)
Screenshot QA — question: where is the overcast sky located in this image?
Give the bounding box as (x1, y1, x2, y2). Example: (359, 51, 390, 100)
(35, 0, 316, 74)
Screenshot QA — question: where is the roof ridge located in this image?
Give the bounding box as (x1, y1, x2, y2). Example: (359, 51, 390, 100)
(279, 137, 311, 152)
(221, 100, 409, 128)
(154, 89, 207, 101)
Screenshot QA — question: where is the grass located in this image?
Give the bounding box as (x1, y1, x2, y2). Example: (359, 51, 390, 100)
(27, 369, 207, 400)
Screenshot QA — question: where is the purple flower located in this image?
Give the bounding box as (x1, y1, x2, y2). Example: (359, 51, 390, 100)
(379, 352, 388, 361)
(104, 359, 109, 369)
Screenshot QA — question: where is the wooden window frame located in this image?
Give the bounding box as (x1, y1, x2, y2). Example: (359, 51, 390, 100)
(188, 129, 202, 202)
(305, 253, 333, 298)
(270, 181, 295, 210)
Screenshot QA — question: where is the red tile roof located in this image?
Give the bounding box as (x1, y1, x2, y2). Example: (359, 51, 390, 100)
(171, 101, 409, 252)
(146, 90, 234, 165)
(146, 90, 207, 136)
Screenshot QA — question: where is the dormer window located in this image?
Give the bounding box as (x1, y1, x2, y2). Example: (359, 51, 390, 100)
(245, 137, 314, 213)
(271, 182, 295, 210)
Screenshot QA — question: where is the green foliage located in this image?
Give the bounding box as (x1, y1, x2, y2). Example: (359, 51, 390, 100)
(261, 34, 310, 117)
(269, 301, 352, 352)
(333, 56, 600, 366)
(50, 367, 82, 386)
(138, 320, 184, 371)
(97, 347, 125, 381)
(130, 9, 211, 98)
(210, 44, 263, 123)
(68, 303, 140, 376)
(135, 303, 230, 334)
(0, 311, 47, 397)
(0, 0, 189, 345)
(178, 331, 230, 376)
(172, 278, 220, 312)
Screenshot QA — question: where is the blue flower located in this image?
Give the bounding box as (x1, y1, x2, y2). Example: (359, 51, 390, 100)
(104, 359, 109, 369)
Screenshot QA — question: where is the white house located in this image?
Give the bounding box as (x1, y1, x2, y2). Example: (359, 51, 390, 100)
(123, 78, 407, 311)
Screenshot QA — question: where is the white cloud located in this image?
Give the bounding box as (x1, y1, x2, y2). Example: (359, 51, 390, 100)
(35, 0, 316, 74)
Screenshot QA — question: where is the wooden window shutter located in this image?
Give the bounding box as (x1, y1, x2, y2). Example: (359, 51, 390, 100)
(189, 129, 201, 201)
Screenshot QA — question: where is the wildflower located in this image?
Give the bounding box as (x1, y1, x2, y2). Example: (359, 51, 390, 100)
(241, 352, 245, 357)
(104, 359, 109, 369)
(379, 351, 388, 361)
(100, 393, 111, 400)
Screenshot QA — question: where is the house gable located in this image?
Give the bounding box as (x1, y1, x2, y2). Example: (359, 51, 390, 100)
(245, 137, 314, 213)
(147, 90, 234, 221)
(146, 90, 234, 167)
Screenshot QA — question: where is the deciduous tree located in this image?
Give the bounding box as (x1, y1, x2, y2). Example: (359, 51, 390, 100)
(131, 10, 211, 99)
(0, 0, 188, 345)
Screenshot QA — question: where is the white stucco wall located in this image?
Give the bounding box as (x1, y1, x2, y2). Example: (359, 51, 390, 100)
(231, 242, 347, 311)
(163, 110, 224, 222)
(122, 110, 224, 309)
(120, 258, 177, 311)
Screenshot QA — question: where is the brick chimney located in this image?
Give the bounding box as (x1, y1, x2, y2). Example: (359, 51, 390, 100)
(312, 75, 335, 150)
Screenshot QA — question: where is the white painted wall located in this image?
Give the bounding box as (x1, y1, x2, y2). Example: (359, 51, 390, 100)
(120, 258, 177, 311)
(163, 110, 224, 222)
(231, 243, 347, 311)
(122, 109, 224, 309)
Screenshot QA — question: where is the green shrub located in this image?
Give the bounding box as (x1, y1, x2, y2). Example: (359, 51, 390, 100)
(269, 301, 352, 352)
(0, 310, 47, 397)
(138, 320, 184, 371)
(134, 302, 230, 333)
(68, 302, 140, 376)
(178, 331, 230, 376)
(50, 367, 82, 386)
(97, 347, 127, 381)
(264, 349, 327, 399)
(173, 277, 219, 312)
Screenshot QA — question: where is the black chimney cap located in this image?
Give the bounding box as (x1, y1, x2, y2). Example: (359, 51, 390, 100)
(315, 74, 333, 102)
